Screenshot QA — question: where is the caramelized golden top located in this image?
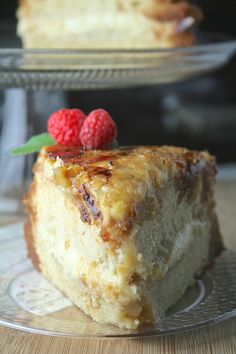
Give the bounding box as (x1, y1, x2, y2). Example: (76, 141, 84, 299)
(38, 145, 215, 243)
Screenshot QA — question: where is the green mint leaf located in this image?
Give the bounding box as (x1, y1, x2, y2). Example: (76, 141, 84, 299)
(108, 139, 119, 149)
(11, 133, 55, 156)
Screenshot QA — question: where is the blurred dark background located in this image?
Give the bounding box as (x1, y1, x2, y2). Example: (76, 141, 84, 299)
(0, 0, 236, 163)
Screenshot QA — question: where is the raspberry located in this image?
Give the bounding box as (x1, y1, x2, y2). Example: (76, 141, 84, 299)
(79, 109, 117, 149)
(48, 109, 86, 146)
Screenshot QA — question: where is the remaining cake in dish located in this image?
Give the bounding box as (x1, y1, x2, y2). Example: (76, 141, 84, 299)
(24, 145, 222, 329)
(17, 0, 202, 49)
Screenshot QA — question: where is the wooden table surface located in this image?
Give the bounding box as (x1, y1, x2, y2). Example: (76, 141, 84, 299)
(0, 181, 235, 354)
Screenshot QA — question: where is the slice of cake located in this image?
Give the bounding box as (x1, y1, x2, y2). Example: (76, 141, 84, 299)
(24, 145, 222, 329)
(17, 0, 202, 49)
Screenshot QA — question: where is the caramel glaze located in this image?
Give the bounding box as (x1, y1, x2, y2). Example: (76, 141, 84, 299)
(78, 184, 101, 220)
(45, 145, 214, 175)
(46, 145, 132, 164)
(45, 146, 134, 236)
(42, 145, 216, 244)
(142, 2, 203, 23)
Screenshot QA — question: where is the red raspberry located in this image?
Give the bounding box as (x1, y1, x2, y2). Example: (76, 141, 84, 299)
(79, 109, 117, 149)
(48, 109, 86, 146)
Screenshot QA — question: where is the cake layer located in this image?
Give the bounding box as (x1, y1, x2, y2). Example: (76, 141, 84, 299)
(17, 0, 202, 48)
(24, 146, 222, 328)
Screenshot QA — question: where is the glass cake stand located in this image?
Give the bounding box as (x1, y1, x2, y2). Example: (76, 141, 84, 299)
(0, 32, 235, 90)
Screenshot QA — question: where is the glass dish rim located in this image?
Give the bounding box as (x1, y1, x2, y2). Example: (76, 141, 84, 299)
(0, 304, 236, 339)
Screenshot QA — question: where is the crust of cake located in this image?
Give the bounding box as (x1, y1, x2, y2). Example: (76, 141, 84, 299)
(17, 0, 202, 49)
(24, 145, 223, 329)
(24, 181, 40, 271)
